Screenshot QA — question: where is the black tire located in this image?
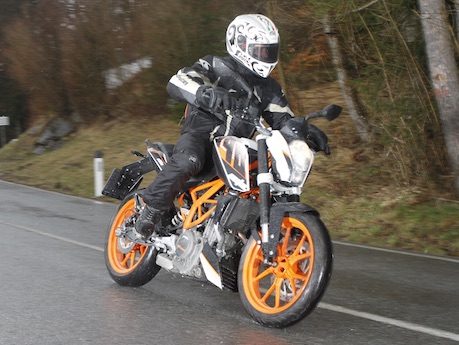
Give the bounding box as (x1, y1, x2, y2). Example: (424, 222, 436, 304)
(104, 191, 161, 287)
(238, 212, 333, 328)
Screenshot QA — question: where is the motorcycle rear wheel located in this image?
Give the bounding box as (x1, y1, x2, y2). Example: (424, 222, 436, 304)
(238, 212, 332, 328)
(104, 192, 161, 287)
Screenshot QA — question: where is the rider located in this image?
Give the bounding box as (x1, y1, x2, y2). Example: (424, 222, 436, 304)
(135, 14, 295, 240)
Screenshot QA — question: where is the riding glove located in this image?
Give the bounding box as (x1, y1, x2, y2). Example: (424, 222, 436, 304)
(195, 85, 236, 113)
(307, 124, 330, 155)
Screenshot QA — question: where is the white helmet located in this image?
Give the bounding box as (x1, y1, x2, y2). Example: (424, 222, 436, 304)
(226, 14, 280, 78)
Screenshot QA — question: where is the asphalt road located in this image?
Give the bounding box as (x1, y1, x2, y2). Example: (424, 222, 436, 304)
(0, 179, 458, 345)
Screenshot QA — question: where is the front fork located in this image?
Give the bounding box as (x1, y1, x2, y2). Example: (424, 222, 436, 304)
(256, 137, 277, 264)
(256, 137, 319, 263)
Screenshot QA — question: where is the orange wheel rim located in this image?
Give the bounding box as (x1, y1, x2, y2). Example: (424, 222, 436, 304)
(107, 199, 148, 274)
(242, 217, 314, 314)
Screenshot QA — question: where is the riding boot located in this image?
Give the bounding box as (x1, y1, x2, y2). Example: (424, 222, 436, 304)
(134, 204, 164, 240)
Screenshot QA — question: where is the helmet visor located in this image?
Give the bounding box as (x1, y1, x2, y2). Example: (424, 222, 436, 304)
(248, 43, 279, 63)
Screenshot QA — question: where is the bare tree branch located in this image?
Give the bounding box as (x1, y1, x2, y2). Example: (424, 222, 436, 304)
(323, 13, 370, 143)
(351, 0, 380, 13)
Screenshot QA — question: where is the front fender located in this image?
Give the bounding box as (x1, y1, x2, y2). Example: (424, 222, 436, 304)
(262, 202, 321, 260)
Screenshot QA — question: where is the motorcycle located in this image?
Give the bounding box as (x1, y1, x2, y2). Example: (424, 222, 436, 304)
(102, 64, 341, 328)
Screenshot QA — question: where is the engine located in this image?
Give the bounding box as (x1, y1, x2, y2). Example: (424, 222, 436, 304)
(173, 231, 204, 276)
(155, 230, 204, 279)
(153, 220, 242, 291)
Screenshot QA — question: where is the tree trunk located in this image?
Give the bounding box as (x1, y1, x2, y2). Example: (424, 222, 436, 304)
(418, 0, 459, 197)
(454, 0, 459, 40)
(323, 14, 370, 143)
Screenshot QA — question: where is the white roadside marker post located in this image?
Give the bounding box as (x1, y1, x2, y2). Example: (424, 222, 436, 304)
(94, 151, 104, 197)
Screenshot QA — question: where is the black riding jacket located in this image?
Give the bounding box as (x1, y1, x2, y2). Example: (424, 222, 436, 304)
(166, 55, 294, 139)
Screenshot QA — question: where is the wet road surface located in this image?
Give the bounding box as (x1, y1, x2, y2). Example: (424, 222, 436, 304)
(0, 180, 458, 345)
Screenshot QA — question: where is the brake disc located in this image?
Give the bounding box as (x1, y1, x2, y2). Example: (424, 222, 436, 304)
(117, 236, 136, 254)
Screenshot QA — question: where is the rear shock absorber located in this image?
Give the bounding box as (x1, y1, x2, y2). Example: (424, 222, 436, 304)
(171, 212, 183, 227)
(171, 208, 189, 227)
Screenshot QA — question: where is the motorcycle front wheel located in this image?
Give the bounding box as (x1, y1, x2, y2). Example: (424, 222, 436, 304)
(238, 212, 332, 328)
(104, 192, 161, 287)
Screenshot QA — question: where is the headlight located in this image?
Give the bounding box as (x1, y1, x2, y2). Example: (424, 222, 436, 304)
(288, 140, 314, 185)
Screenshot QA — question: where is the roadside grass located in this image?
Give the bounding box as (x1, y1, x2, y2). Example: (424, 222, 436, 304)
(314, 192, 459, 256)
(0, 113, 457, 257)
(0, 116, 181, 197)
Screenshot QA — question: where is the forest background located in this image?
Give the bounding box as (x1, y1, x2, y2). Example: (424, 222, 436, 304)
(0, 0, 458, 256)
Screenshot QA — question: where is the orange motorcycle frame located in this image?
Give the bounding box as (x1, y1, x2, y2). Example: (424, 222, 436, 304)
(178, 178, 260, 231)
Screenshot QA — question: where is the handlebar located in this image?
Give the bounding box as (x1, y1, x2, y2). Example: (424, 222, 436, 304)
(228, 107, 271, 137)
(228, 103, 341, 138)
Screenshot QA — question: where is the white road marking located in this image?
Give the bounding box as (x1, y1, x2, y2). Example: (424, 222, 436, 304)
(1, 219, 104, 252)
(3, 218, 459, 341)
(319, 303, 459, 342)
(333, 240, 459, 263)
